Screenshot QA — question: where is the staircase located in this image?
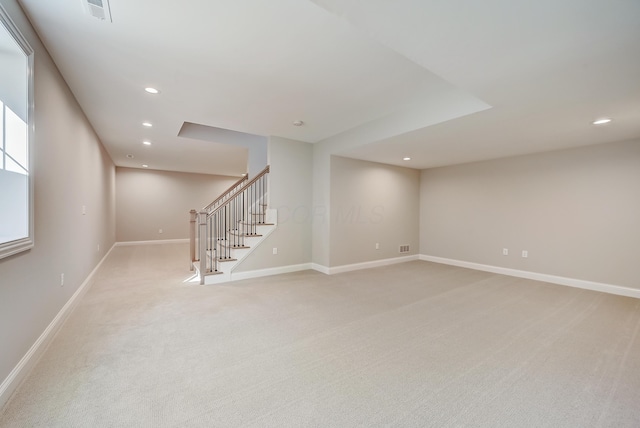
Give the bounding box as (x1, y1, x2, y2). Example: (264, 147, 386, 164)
(189, 165, 276, 284)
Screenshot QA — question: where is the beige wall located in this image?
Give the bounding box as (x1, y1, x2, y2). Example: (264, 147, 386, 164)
(420, 139, 640, 289)
(235, 136, 313, 271)
(115, 167, 239, 242)
(0, 0, 115, 397)
(330, 156, 420, 266)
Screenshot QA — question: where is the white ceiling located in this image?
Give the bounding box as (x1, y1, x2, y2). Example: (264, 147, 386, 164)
(17, 0, 640, 174)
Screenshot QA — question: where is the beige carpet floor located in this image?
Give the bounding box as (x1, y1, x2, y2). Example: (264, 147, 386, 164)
(1, 243, 639, 427)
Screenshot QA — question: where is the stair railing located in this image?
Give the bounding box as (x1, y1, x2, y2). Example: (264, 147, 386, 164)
(203, 174, 248, 213)
(193, 165, 270, 283)
(190, 174, 248, 270)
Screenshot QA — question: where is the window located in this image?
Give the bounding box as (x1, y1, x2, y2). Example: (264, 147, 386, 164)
(0, 5, 34, 259)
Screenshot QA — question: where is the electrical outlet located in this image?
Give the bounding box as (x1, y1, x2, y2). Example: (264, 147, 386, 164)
(273, 247, 278, 255)
(97, 244, 100, 252)
(158, 229, 163, 234)
(82, 205, 86, 215)
(60, 273, 64, 287)
(522, 250, 528, 258)
(375, 243, 379, 250)
(502, 248, 508, 256)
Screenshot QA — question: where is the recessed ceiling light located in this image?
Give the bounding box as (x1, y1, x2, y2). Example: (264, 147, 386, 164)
(593, 118, 612, 125)
(142, 122, 153, 127)
(144, 87, 159, 94)
(142, 164, 149, 168)
(126, 154, 134, 159)
(143, 141, 152, 146)
(292, 120, 304, 127)
(403, 157, 411, 161)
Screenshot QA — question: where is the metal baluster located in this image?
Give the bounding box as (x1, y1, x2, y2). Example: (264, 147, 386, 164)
(260, 175, 264, 224)
(259, 175, 262, 224)
(258, 178, 262, 227)
(215, 211, 219, 266)
(220, 205, 223, 260)
(216, 211, 220, 271)
(235, 193, 239, 247)
(233, 197, 236, 247)
(214, 214, 218, 272)
(221, 205, 225, 260)
(249, 183, 253, 235)
(251, 182, 256, 235)
(224, 205, 229, 259)
(240, 187, 245, 247)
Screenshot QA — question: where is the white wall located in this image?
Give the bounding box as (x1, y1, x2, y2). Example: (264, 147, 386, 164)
(420, 139, 640, 289)
(115, 167, 240, 242)
(330, 156, 419, 266)
(0, 0, 115, 404)
(235, 136, 313, 271)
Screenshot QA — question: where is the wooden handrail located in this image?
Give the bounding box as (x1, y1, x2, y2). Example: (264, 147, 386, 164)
(203, 174, 248, 212)
(207, 165, 270, 218)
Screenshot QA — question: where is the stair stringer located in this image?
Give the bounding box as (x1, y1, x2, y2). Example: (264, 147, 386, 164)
(200, 208, 277, 285)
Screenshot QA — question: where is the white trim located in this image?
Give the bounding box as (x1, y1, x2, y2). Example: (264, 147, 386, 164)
(0, 243, 117, 411)
(231, 263, 312, 281)
(311, 263, 330, 275)
(0, 4, 35, 262)
(420, 255, 640, 300)
(323, 255, 419, 275)
(115, 238, 189, 246)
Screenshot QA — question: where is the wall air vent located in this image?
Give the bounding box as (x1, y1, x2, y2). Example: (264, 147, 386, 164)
(399, 245, 410, 253)
(83, 0, 112, 22)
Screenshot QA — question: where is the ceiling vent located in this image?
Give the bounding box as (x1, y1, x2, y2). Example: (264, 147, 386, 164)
(83, 0, 112, 22)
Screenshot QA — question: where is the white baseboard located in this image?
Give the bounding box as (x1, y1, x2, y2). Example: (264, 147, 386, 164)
(311, 263, 330, 275)
(229, 263, 312, 282)
(316, 255, 419, 276)
(212, 255, 419, 283)
(115, 238, 189, 246)
(420, 255, 640, 299)
(0, 243, 117, 411)
(224, 257, 420, 281)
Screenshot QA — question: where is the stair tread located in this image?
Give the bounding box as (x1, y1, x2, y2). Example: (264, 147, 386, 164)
(211, 239, 251, 249)
(228, 231, 263, 237)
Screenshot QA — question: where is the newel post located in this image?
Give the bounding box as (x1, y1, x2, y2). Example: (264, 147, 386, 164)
(199, 211, 208, 285)
(189, 209, 197, 270)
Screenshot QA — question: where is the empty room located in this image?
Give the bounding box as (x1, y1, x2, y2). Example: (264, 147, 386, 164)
(1, 0, 639, 426)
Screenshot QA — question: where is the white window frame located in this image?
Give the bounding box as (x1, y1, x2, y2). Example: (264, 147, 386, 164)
(0, 4, 34, 260)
